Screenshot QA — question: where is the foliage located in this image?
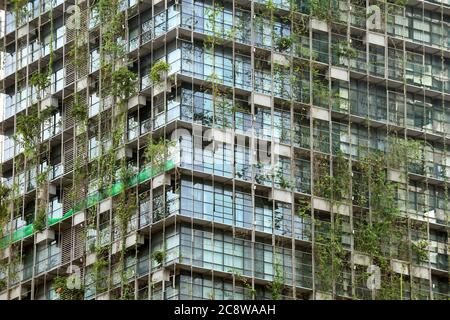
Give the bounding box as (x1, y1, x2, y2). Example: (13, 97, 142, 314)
(144, 138, 174, 170)
(33, 208, 47, 233)
(15, 105, 54, 157)
(331, 41, 358, 59)
(150, 61, 170, 83)
(70, 94, 88, 122)
(276, 37, 293, 51)
(53, 276, 84, 300)
(315, 215, 345, 293)
(270, 259, 284, 300)
(12, 0, 29, 26)
(111, 67, 138, 100)
(412, 240, 429, 263)
(30, 72, 50, 98)
(152, 250, 166, 265)
(309, 0, 330, 21)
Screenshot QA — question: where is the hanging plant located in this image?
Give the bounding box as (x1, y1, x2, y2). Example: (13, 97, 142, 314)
(110, 67, 137, 100)
(276, 36, 293, 51)
(150, 61, 170, 84)
(144, 138, 174, 170)
(30, 72, 50, 99)
(152, 250, 166, 265)
(70, 94, 88, 122)
(331, 41, 358, 60)
(12, 0, 29, 26)
(53, 276, 84, 300)
(33, 207, 47, 233)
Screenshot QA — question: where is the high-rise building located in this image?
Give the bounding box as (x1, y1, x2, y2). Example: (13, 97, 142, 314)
(0, 0, 448, 300)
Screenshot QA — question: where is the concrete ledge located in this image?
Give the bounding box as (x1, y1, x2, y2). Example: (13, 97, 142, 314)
(391, 259, 409, 275)
(97, 292, 110, 300)
(152, 173, 171, 189)
(0, 247, 10, 261)
(269, 189, 292, 203)
(310, 106, 330, 121)
(411, 265, 429, 280)
(36, 229, 55, 245)
(9, 285, 27, 300)
(86, 253, 97, 266)
(249, 92, 272, 108)
(18, 25, 34, 39)
(272, 53, 289, 67)
(312, 197, 330, 212)
(125, 233, 145, 248)
(329, 67, 349, 81)
(353, 252, 371, 266)
(151, 269, 170, 283)
(388, 169, 406, 183)
(76, 77, 88, 91)
(333, 202, 350, 216)
(209, 128, 234, 145)
(128, 95, 146, 110)
(112, 234, 144, 255)
(99, 199, 112, 213)
(274, 143, 291, 158)
(315, 291, 333, 300)
(73, 211, 85, 226)
(153, 80, 172, 97)
(40, 96, 58, 111)
(115, 146, 133, 161)
(311, 19, 329, 32)
(364, 32, 386, 47)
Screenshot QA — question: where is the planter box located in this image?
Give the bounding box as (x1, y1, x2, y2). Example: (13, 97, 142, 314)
(310, 106, 330, 121)
(353, 252, 371, 266)
(0, 247, 10, 261)
(125, 233, 145, 248)
(86, 253, 97, 266)
(151, 269, 170, 283)
(315, 291, 332, 300)
(99, 199, 112, 213)
(388, 169, 406, 183)
(311, 19, 329, 32)
(312, 197, 330, 212)
(36, 229, 55, 244)
(332, 202, 351, 216)
(273, 143, 291, 158)
(128, 95, 146, 110)
(96, 292, 110, 300)
(249, 93, 272, 108)
(272, 53, 289, 67)
(328, 67, 349, 82)
(76, 77, 88, 91)
(364, 32, 386, 47)
(18, 24, 35, 39)
(72, 211, 85, 226)
(152, 173, 171, 189)
(37, 184, 56, 200)
(9, 285, 27, 300)
(411, 266, 429, 280)
(269, 189, 292, 203)
(115, 146, 133, 161)
(40, 96, 58, 111)
(111, 234, 145, 255)
(152, 80, 172, 97)
(391, 259, 409, 276)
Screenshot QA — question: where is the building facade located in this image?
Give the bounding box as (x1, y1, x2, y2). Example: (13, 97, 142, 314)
(0, 0, 448, 300)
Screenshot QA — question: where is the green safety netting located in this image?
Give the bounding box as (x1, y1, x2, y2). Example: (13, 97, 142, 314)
(0, 160, 175, 249)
